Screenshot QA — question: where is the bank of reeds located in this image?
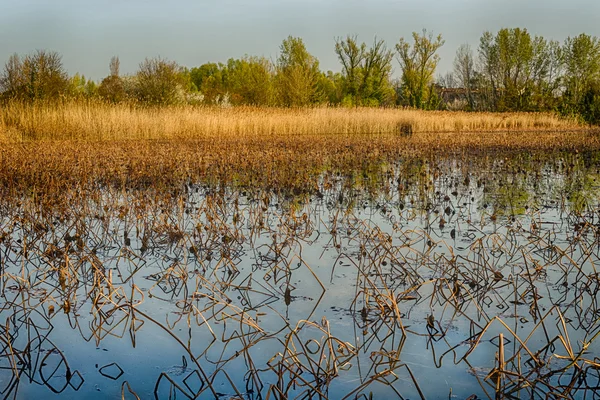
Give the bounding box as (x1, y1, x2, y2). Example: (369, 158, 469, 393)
(0, 100, 584, 141)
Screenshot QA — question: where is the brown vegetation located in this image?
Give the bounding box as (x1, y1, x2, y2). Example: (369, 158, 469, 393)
(0, 101, 584, 142)
(0, 99, 599, 398)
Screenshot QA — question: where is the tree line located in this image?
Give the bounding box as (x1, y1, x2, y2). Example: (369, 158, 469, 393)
(1, 28, 600, 123)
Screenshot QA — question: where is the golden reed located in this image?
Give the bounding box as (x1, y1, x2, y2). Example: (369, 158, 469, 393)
(0, 100, 584, 141)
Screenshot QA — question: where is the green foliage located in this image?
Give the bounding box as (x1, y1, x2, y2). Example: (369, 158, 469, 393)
(225, 56, 274, 106)
(190, 63, 228, 105)
(335, 36, 365, 105)
(69, 73, 98, 98)
(477, 28, 562, 112)
(2, 30, 600, 119)
(361, 38, 396, 106)
(395, 29, 445, 109)
(561, 34, 600, 112)
(334, 36, 394, 107)
(275, 36, 322, 106)
(317, 71, 344, 105)
(579, 80, 600, 125)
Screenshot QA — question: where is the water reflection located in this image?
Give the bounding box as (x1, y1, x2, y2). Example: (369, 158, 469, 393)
(1, 152, 600, 399)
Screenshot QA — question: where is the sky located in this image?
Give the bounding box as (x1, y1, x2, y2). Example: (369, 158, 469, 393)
(0, 0, 599, 81)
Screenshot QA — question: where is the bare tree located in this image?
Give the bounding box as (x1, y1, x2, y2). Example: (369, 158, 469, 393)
(0, 53, 23, 97)
(109, 56, 120, 77)
(99, 56, 125, 103)
(0, 50, 68, 100)
(453, 44, 476, 109)
(136, 57, 183, 105)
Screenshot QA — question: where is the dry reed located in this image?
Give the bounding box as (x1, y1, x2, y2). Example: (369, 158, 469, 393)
(0, 100, 585, 142)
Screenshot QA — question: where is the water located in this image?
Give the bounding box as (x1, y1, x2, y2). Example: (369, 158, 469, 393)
(1, 152, 600, 399)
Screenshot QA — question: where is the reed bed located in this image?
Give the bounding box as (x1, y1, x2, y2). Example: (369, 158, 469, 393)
(1, 131, 599, 212)
(1, 99, 600, 398)
(0, 100, 584, 141)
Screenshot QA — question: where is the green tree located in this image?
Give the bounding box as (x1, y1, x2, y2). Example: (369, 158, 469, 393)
(275, 36, 322, 106)
(477, 28, 555, 111)
(535, 40, 564, 110)
(225, 56, 274, 106)
(335, 36, 394, 106)
(360, 38, 395, 106)
(562, 33, 600, 111)
(190, 62, 227, 105)
(69, 73, 98, 98)
(477, 31, 500, 110)
(579, 81, 600, 124)
(395, 29, 445, 109)
(318, 70, 344, 105)
(335, 35, 366, 106)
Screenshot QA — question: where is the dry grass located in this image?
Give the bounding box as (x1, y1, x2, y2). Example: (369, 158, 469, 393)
(1, 131, 599, 212)
(0, 99, 596, 210)
(0, 100, 584, 141)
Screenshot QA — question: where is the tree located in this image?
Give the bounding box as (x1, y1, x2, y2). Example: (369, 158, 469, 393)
(225, 56, 274, 106)
(562, 33, 600, 110)
(395, 29, 445, 109)
(360, 38, 395, 106)
(98, 56, 125, 103)
(579, 80, 600, 124)
(335, 35, 366, 105)
(69, 73, 98, 98)
(528, 37, 561, 110)
(335, 36, 394, 106)
(317, 71, 344, 105)
(477, 28, 555, 111)
(135, 57, 184, 105)
(453, 44, 476, 110)
(0, 54, 22, 99)
(190, 62, 227, 105)
(0, 50, 69, 101)
(496, 28, 541, 110)
(275, 36, 322, 106)
(477, 31, 500, 110)
(109, 56, 120, 77)
(541, 40, 564, 109)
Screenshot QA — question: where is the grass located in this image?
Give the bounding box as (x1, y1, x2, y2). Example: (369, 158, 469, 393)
(0, 100, 585, 141)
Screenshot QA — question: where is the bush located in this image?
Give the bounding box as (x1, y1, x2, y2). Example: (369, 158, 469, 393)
(579, 82, 600, 125)
(0, 50, 69, 101)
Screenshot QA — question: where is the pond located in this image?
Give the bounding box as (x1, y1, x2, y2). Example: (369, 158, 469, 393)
(1, 150, 600, 399)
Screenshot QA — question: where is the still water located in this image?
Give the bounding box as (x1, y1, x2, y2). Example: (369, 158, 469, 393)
(1, 152, 600, 399)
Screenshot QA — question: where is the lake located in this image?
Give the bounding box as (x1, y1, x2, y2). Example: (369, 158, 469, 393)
(1, 149, 600, 399)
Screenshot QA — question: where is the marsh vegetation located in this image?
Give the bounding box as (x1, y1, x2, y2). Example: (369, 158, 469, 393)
(1, 120, 600, 399)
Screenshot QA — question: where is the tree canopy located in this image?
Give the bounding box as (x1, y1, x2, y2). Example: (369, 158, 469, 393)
(2, 29, 600, 123)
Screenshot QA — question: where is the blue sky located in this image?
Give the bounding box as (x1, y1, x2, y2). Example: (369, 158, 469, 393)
(0, 0, 598, 80)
